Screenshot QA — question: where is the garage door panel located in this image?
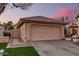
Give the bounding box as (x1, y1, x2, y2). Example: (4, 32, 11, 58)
(31, 26, 61, 41)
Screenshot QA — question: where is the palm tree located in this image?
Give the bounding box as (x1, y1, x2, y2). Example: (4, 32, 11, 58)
(3, 21, 15, 30)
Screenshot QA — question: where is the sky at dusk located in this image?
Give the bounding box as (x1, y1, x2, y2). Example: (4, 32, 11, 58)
(0, 3, 79, 24)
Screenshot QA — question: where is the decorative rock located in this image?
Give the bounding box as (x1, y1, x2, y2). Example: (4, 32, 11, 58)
(71, 35, 79, 42)
(72, 35, 78, 39)
(0, 49, 4, 56)
(73, 39, 79, 42)
(65, 37, 72, 41)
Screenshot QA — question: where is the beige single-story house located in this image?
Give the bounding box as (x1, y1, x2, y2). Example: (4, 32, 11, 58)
(16, 16, 67, 41)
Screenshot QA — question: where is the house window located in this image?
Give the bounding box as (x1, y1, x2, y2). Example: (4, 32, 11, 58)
(72, 28, 78, 35)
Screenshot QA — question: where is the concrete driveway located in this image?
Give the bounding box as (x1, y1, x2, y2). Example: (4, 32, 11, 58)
(31, 40, 79, 56)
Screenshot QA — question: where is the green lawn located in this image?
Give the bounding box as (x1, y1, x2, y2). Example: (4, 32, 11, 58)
(0, 43, 7, 49)
(3, 46, 39, 56)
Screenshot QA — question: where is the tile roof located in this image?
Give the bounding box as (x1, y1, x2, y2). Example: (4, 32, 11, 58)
(20, 16, 59, 22)
(17, 16, 68, 28)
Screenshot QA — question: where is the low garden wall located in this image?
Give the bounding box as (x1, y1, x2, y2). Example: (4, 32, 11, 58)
(0, 36, 9, 43)
(10, 29, 21, 39)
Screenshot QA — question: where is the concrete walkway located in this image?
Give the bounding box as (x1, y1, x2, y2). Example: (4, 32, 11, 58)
(7, 39, 31, 48)
(31, 40, 79, 56)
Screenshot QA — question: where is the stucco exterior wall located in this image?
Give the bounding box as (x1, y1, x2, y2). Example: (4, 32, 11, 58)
(26, 23, 31, 40)
(20, 23, 27, 41)
(60, 26, 65, 39)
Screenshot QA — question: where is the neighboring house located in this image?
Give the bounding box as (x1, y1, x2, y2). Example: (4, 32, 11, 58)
(15, 16, 67, 41)
(69, 16, 79, 37)
(0, 24, 9, 43)
(76, 16, 79, 37)
(70, 23, 78, 36)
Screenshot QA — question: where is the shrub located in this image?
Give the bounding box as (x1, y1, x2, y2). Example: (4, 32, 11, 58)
(3, 32, 11, 37)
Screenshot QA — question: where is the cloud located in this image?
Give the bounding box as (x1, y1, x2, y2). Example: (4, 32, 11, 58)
(50, 8, 77, 21)
(57, 8, 76, 17)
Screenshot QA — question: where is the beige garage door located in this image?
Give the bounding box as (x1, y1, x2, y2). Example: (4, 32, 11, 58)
(31, 25, 61, 41)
